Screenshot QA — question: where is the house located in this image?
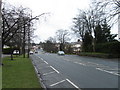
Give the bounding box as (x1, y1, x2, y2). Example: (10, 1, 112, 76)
(70, 41, 82, 53)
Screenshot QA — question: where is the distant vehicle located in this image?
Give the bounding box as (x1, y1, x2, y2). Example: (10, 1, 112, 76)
(29, 51, 34, 54)
(35, 50, 38, 53)
(58, 51, 65, 55)
(13, 50, 19, 55)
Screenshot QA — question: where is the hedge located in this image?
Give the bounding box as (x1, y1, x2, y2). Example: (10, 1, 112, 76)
(3, 47, 20, 54)
(95, 41, 120, 54)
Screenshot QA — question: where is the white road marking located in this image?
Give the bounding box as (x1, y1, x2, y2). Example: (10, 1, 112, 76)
(74, 62, 86, 66)
(37, 56, 48, 64)
(37, 56, 44, 61)
(41, 58, 44, 61)
(43, 71, 55, 76)
(44, 61, 48, 64)
(50, 79, 66, 87)
(96, 68, 120, 76)
(34, 66, 39, 74)
(66, 79, 80, 89)
(50, 66, 60, 73)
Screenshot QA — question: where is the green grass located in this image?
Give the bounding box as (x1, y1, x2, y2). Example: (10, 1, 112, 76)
(2, 55, 41, 88)
(0, 66, 2, 89)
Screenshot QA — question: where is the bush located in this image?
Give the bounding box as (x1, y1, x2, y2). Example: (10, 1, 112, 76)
(3, 47, 20, 54)
(79, 52, 119, 58)
(95, 41, 120, 54)
(2, 48, 12, 54)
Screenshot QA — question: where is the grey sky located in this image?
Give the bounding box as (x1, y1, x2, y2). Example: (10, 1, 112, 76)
(4, 0, 118, 43)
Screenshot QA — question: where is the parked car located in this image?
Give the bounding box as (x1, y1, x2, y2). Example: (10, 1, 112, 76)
(13, 50, 19, 55)
(35, 50, 38, 53)
(57, 51, 65, 55)
(29, 51, 34, 54)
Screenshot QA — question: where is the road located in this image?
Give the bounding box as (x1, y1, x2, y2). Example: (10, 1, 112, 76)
(31, 51, 119, 89)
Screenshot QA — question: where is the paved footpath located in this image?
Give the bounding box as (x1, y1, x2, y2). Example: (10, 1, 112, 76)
(30, 55, 81, 90)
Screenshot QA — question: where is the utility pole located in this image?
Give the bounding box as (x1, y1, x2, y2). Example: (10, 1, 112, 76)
(0, 0, 2, 65)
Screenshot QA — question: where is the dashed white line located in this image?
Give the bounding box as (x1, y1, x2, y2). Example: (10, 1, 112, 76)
(43, 71, 55, 76)
(37, 56, 49, 64)
(50, 79, 66, 87)
(74, 62, 86, 66)
(66, 79, 80, 89)
(96, 68, 120, 76)
(37, 56, 44, 61)
(44, 61, 48, 64)
(34, 66, 39, 74)
(50, 66, 60, 73)
(41, 58, 44, 61)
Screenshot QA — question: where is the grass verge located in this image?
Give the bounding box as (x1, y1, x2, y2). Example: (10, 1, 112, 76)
(2, 55, 41, 88)
(0, 66, 2, 89)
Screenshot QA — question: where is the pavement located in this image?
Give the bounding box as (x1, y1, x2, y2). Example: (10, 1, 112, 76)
(30, 51, 119, 90)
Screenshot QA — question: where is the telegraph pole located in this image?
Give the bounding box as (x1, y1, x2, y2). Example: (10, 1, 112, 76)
(0, 0, 2, 65)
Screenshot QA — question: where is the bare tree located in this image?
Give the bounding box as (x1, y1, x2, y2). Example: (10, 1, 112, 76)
(47, 36, 56, 43)
(72, 3, 109, 52)
(56, 29, 69, 51)
(91, 0, 120, 21)
(2, 3, 49, 58)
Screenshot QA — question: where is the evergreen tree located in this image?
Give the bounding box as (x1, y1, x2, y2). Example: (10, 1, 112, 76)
(83, 31, 93, 52)
(94, 19, 117, 44)
(94, 24, 103, 43)
(101, 19, 117, 42)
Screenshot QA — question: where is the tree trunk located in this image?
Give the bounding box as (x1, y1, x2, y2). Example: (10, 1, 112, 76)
(23, 20, 26, 58)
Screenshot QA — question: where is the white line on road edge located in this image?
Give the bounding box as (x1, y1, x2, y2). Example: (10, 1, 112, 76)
(66, 79, 80, 89)
(50, 66, 60, 73)
(96, 68, 120, 76)
(43, 71, 55, 76)
(50, 79, 66, 87)
(44, 61, 48, 64)
(34, 66, 39, 74)
(37, 56, 44, 61)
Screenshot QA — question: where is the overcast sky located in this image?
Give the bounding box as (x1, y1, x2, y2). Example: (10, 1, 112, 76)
(4, 0, 118, 43)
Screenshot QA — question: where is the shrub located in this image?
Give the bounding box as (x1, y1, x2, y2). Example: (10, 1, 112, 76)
(95, 41, 120, 54)
(3, 47, 20, 54)
(3, 48, 12, 54)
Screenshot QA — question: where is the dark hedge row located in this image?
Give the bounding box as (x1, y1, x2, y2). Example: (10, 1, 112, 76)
(95, 41, 120, 55)
(3, 48, 20, 54)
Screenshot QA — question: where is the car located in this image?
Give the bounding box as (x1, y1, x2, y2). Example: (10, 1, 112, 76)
(35, 50, 38, 53)
(29, 51, 34, 54)
(13, 50, 19, 55)
(57, 51, 65, 55)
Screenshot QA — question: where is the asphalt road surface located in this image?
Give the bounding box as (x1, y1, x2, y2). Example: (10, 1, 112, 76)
(31, 51, 119, 89)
